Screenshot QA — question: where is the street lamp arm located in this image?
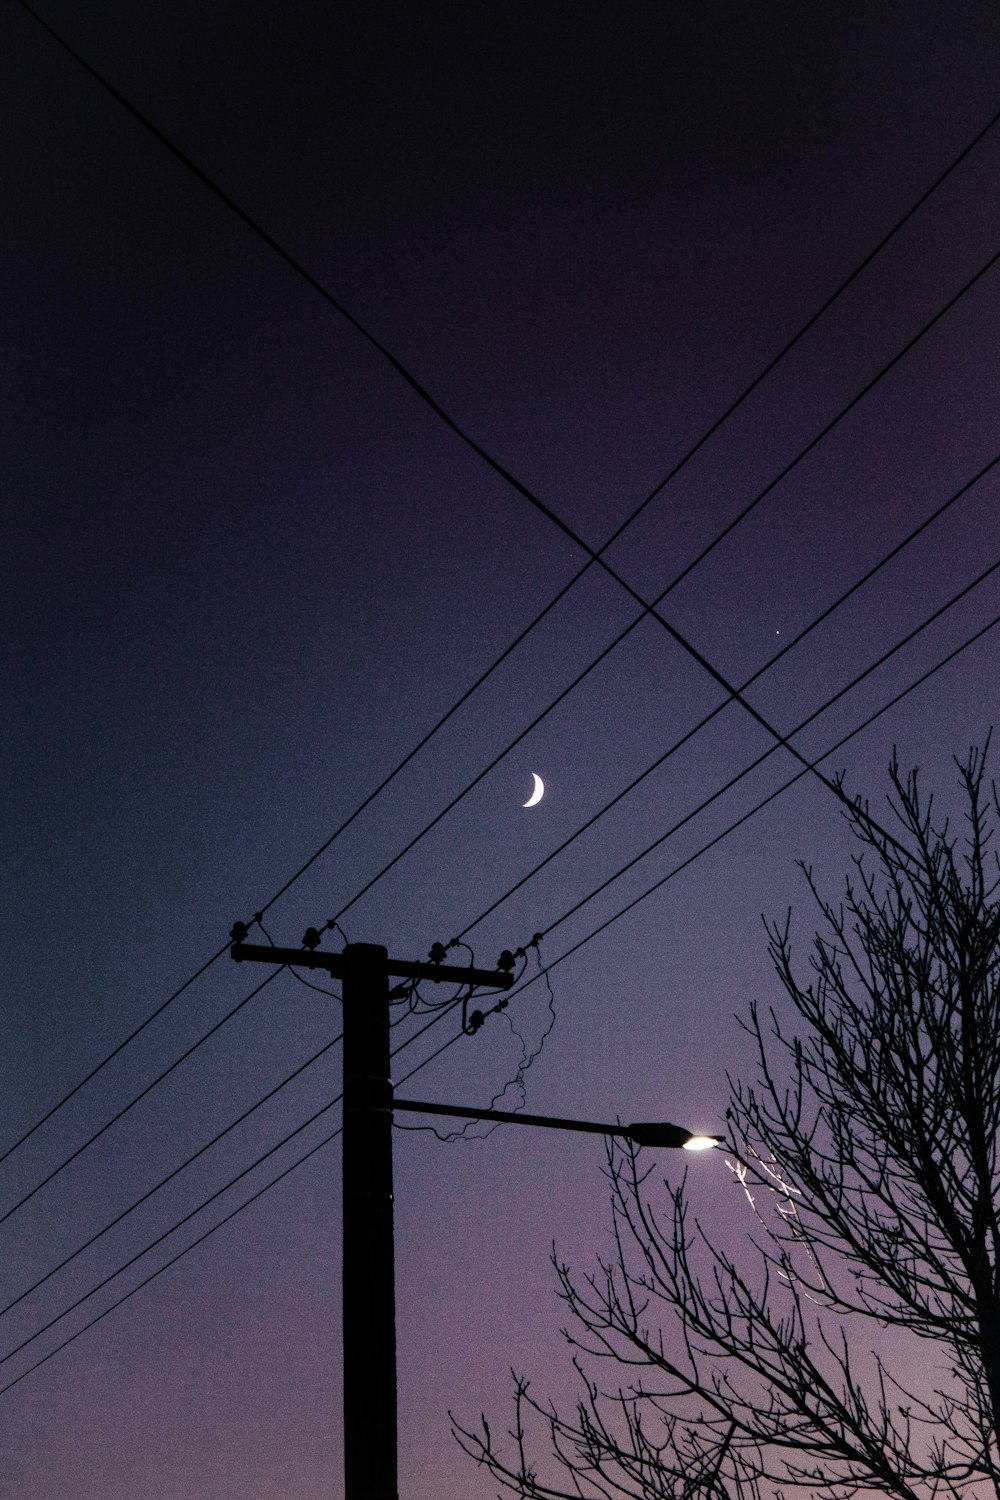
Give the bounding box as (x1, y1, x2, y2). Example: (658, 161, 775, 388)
(392, 1099, 721, 1149)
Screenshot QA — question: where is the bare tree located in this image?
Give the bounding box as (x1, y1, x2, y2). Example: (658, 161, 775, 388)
(454, 745, 1000, 1499)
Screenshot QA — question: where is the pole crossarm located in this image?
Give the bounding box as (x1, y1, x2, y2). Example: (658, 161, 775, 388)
(230, 940, 514, 990)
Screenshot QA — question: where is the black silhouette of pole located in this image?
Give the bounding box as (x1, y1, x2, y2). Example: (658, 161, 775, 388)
(342, 943, 395, 1500)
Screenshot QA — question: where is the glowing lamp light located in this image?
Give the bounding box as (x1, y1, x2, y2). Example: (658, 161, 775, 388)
(625, 1122, 724, 1150)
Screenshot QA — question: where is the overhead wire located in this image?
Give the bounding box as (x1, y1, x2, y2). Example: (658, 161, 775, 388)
(0, 967, 283, 1229)
(373, 558, 1000, 1054)
(0, 948, 227, 1172)
(4, 250, 992, 1314)
(515, 609, 1000, 993)
(23, 379, 979, 1212)
(0, 1124, 341, 1400)
(380, 604, 1000, 1072)
(0, 1095, 348, 1392)
(19, 494, 960, 1358)
(6, 0, 1000, 1168)
(7, 0, 998, 1413)
(18, 0, 1000, 862)
(0, 945, 529, 1394)
(531, 555, 1000, 945)
(452, 452, 1000, 940)
(367, 495, 996, 1101)
(312, 244, 1000, 940)
(0, 982, 449, 1393)
(6, 272, 990, 1222)
(0, 1029, 344, 1324)
(11, 299, 990, 1223)
(433, 252, 1000, 872)
(0, 602, 995, 1400)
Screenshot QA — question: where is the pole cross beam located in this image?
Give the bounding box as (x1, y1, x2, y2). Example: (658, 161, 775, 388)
(230, 939, 514, 990)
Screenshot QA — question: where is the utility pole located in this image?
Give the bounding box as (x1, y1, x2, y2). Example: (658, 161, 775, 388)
(342, 943, 394, 1500)
(229, 928, 515, 1500)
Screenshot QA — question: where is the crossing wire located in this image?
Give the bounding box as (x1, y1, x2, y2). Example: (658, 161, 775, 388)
(531, 558, 1000, 945)
(321, 441, 1000, 937)
(452, 453, 1000, 940)
(4, 243, 994, 1260)
(386, 604, 1000, 1073)
(0, 570, 995, 1392)
(4, 363, 992, 1238)
(6, 0, 999, 1164)
(0, 597, 995, 1400)
(3, 399, 989, 1219)
(16, 0, 999, 869)
(5, 441, 987, 1237)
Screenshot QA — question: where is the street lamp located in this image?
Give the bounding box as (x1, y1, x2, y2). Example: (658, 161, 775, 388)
(376, 1101, 720, 1499)
(392, 1097, 724, 1151)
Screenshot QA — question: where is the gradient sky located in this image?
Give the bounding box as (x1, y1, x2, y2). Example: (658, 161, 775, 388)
(4, 3, 1000, 1497)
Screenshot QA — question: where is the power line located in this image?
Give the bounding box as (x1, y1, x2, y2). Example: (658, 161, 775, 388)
(5, 318, 991, 1261)
(6, 0, 999, 1167)
(0, 1132, 335, 1398)
(34, 0, 988, 858)
(529, 610, 1000, 983)
(0, 1030, 344, 1326)
(13, 438, 988, 1231)
(314, 247, 1000, 939)
(453, 454, 1000, 940)
(0, 1099, 346, 1394)
(0, 987, 444, 1393)
(14, 0, 1000, 594)
(5, 0, 995, 1422)
(0, 980, 465, 1373)
(22, 486, 985, 1320)
(393, 605, 1000, 1069)
(0, 946, 227, 1171)
(449, 259, 1000, 870)
(0, 606, 994, 1402)
(7, 342, 987, 1225)
(0, 969, 282, 1229)
(534, 555, 1000, 945)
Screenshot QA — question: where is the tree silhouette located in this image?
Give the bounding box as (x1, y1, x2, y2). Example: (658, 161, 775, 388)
(454, 744, 1000, 1499)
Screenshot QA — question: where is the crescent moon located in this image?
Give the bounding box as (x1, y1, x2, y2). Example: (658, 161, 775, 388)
(523, 772, 545, 808)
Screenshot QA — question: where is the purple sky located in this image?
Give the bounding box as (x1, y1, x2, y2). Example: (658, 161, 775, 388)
(3, 3, 1000, 1496)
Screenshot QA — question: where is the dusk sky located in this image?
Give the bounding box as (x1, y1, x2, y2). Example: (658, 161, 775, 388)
(4, 3, 1000, 1496)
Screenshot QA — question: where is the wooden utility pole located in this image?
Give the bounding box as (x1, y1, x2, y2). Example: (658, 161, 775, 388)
(230, 931, 514, 1500)
(342, 943, 395, 1500)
